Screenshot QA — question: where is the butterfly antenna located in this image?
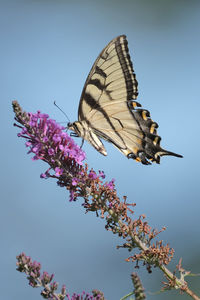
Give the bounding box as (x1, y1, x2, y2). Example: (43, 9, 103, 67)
(54, 101, 70, 123)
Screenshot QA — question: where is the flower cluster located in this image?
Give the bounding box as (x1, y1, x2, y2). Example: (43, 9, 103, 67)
(125, 241, 174, 270)
(13, 100, 85, 165)
(12, 101, 175, 271)
(13, 102, 190, 297)
(12, 101, 115, 202)
(16, 253, 104, 300)
(162, 258, 190, 292)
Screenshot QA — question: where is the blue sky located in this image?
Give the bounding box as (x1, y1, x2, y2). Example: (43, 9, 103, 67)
(1, 1, 200, 299)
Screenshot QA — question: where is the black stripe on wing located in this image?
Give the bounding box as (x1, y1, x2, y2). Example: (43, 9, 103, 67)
(115, 36, 138, 100)
(83, 93, 122, 135)
(95, 66, 107, 78)
(87, 78, 105, 92)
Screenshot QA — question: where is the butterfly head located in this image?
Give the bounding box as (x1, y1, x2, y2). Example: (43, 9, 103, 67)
(67, 121, 82, 138)
(67, 122, 73, 130)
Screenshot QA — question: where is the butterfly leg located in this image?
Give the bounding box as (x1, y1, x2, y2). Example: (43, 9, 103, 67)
(80, 138, 84, 149)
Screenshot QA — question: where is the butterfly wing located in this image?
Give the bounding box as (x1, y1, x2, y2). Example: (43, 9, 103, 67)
(76, 35, 182, 164)
(78, 35, 138, 120)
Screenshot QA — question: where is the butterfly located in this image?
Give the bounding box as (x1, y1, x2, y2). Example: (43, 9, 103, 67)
(68, 35, 182, 164)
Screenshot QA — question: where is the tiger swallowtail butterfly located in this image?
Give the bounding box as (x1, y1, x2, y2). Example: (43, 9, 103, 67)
(68, 35, 182, 165)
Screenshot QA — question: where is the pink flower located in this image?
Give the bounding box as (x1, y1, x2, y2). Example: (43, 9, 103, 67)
(14, 105, 86, 165)
(98, 170, 105, 179)
(55, 167, 63, 177)
(89, 170, 97, 179)
(72, 177, 79, 186)
(106, 179, 115, 190)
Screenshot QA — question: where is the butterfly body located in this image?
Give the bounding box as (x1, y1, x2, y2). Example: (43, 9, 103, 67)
(68, 120, 107, 156)
(69, 35, 182, 165)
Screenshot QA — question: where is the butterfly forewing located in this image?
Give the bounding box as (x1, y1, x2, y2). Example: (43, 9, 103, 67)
(78, 35, 138, 120)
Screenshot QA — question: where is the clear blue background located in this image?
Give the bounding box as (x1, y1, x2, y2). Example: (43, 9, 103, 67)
(1, 1, 200, 299)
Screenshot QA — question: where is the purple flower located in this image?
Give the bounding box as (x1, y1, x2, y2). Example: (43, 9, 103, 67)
(55, 167, 63, 177)
(43, 136, 48, 143)
(32, 144, 40, 154)
(89, 170, 97, 180)
(75, 154, 85, 165)
(59, 144, 65, 152)
(40, 173, 47, 178)
(48, 148, 55, 156)
(72, 177, 79, 186)
(106, 178, 115, 190)
(98, 170, 105, 179)
(40, 168, 51, 179)
(25, 141, 32, 147)
(53, 134, 61, 143)
(40, 271, 54, 285)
